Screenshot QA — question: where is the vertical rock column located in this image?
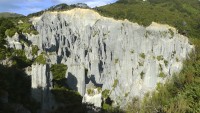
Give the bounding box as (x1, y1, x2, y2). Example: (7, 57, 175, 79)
(31, 64, 55, 113)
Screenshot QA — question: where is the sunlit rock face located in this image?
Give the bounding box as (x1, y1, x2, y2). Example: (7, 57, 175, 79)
(7, 8, 193, 110)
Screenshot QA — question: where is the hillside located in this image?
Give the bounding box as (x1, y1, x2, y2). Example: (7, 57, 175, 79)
(0, 12, 24, 18)
(27, 3, 89, 17)
(96, 0, 200, 39)
(0, 1, 199, 113)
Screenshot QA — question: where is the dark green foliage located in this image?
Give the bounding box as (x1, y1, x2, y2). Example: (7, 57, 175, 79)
(51, 68, 88, 113)
(51, 64, 67, 81)
(11, 50, 32, 68)
(140, 71, 145, 79)
(0, 48, 7, 60)
(51, 87, 82, 104)
(0, 64, 40, 113)
(164, 60, 168, 66)
(0, 18, 15, 47)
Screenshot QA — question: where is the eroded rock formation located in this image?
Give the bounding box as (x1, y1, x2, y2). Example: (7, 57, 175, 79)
(6, 8, 194, 111)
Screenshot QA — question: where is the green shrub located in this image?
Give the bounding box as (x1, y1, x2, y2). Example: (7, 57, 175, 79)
(130, 50, 134, 54)
(31, 45, 39, 56)
(138, 62, 144, 66)
(140, 53, 146, 59)
(125, 92, 129, 97)
(164, 60, 168, 66)
(17, 22, 38, 34)
(115, 59, 119, 64)
(34, 53, 46, 64)
(140, 71, 145, 79)
(103, 103, 112, 111)
(172, 51, 176, 57)
(157, 55, 164, 61)
(112, 79, 119, 88)
(87, 88, 94, 95)
(31, 30, 39, 35)
(5, 28, 17, 37)
(97, 87, 102, 93)
(51, 87, 82, 104)
(159, 63, 163, 71)
(51, 64, 67, 81)
(159, 72, 166, 78)
(102, 89, 110, 99)
(11, 49, 32, 68)
(0, 48, 6, 60)
(168, 28, 174, 38)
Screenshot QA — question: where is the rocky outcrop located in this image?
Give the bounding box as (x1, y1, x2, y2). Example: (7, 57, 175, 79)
(31, 64, 55, 113)
(6, 8, 193, 110)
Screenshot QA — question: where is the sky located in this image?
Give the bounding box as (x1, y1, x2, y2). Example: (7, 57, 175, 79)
(0, 0, 117, 15)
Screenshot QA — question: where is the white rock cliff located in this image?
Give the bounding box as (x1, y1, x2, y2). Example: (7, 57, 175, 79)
(6, 8, 194, 110)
